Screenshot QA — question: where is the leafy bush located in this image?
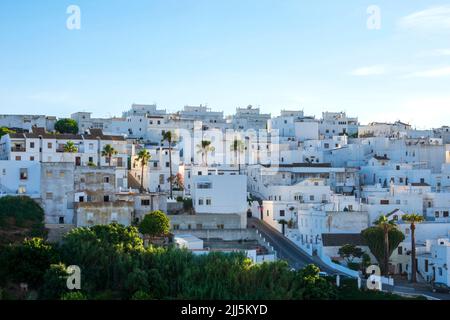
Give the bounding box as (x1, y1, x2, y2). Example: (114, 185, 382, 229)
(347, 262, 361, 271)
(139, 211, 170, 238)
(61, 291, 87, 300)
(54, 118, 78, 134)
(0, 196, 45, 236)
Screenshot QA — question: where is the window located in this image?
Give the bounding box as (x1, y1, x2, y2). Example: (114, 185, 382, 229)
(87, 212, 94, 222)
(15, 156, 21, 161)
(104, 176, 110, 183)
(165, 162, 170, 168)
(111, 212, 118, 222)
(196, 224, 203, 230)
(280, 210, 285, 217)
(59, 217, 65, 224)
(46, 170, 53, 177)
(30, 142, 35, 148)
(380, 200, 389, 205)
(18, 185, 26, 194)
(19, 168, 28, 180)
(197, 182, 212, 189)
(79, 196, 84, 202)
(60, 171, 65, 177)
(217, 224, 224, 229)
(435, 211, 440, 218)
(104, 195, 110, 202)
(198, 198, 204, 205)
(173, 224, 180, 230)
(309, 195, 314, 201)
(46, 192, 53, 200)
(47, 142, 52, 149)
(444, 211, 449, 218)
(398, 246, 403, 255)
(30, 156, 34, 161)
(206, 198, 212, 205)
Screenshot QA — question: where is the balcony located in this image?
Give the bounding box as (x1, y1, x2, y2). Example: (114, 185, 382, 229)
(11, 146, 26, 152)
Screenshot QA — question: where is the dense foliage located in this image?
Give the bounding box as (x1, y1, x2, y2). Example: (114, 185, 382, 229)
(139, 211, 170, 238)
(0, 223, 415, 300)
(0, 196, 46, 243)
(0, 127, 15, 137)
(361, 226, 405, 274)
(54, 118, 79, 134)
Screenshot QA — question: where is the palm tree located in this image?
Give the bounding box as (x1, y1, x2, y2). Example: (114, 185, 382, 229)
(136, 149, 151, 193)
(374, 215, 397, 275)
(63, 141, 78, 153)
(196, 140, 215, 166)
(161, 131, 177, 199)
(403, 213, 424, 283)
(101, 144, 118, 167)
(230, 138, 245, 174)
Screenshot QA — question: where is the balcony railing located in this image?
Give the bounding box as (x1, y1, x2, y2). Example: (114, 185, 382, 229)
(11, 147, 26, 152)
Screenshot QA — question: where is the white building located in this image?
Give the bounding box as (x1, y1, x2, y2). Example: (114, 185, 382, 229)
(0, 160, 41, 198)
(0, 114, 56, 132)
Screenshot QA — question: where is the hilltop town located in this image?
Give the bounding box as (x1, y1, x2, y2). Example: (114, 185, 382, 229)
(1, 104, 450, 299)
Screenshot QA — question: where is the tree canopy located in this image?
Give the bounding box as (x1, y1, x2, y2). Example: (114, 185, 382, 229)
(338, 244, 363, 263)
(54, 118, 79, 134)
(138, 211, 170, 238)
(361, 226, 405, 274)
(0, 196, 46, 243)
(0, 127, 15, 137)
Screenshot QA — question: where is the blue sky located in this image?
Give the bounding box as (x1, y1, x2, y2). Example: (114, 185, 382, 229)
(0, 0, 449, 128)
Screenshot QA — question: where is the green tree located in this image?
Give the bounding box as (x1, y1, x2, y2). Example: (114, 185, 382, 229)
(101, 144, 118, 167)
(131, 290, 153, 300)
(55, 118, 78, 134)
(139, 211, 170, 239)
(161, 131, 177, 198)
(362, 224, 405, 275)
(0, 127, 15, 137)
(338, 244, 363, 263)
(136, 149, 151, 192)
(39, 263, 70, 300)
(402, 214, 425, 283)
(59, 224, 144, 293)
(196, 140, 215, 166)
(374, 215, 397, 275)
(6, 238, 57, 288)
(63, 141, 78, 153)
(0, 196, 46, 242)
(230, 138, 245, 174)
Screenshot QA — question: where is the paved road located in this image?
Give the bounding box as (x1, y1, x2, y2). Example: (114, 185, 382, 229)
(248, 217, 341, 274)
(384, 284, 450, 300)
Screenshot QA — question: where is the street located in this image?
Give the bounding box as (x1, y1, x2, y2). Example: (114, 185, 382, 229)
(248, 217, 340, 274)
(249, 217, 450, 300)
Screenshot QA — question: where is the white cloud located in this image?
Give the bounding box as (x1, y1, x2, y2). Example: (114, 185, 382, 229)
(398, 6, 450, 33)
(404, 66, 450, 78)
(350, 65, 386, 76)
